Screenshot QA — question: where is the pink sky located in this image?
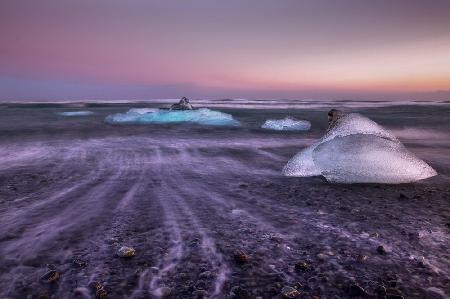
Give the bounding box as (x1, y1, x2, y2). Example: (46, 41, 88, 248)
(1, 0, 450, 101)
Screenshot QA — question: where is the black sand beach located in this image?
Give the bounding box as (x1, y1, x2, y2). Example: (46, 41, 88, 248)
(0, 101, 449, 298)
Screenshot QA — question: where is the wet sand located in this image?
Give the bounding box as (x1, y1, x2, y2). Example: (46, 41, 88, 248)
(0, 103, 449, 298)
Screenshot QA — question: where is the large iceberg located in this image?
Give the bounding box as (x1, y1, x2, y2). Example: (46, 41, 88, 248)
(57, 111, 93, 116)
(283, 113, 437, 183)
(261, 117, 311, 131)
(105, 108, 240, 126)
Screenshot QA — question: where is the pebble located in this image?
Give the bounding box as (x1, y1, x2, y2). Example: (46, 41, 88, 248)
(72, 257, 87, 268)
(117, 246, 135, 258)
(398, 193, 409, 200)
(158, 286, 172, 297)
(356, 254, 368, 262)
(91, 282, 108, 299)
(377, 245, 387, 255)
(199, 271, 212, 279)
(192, 289, 208, 298)
(106, 237, 119, 244)
(230, 286, 249, 298)
(386, 288, 404, 299)
(233, 250, 250, 264)
(348, 283, 367, 297)
(40, 270, 60, 283)
(316, 253, 327, 261)
(294, 260, 311, 272)
(96, 288, 108, 299)
(374, 285, 387, 297)
(281, 286, 301, 298)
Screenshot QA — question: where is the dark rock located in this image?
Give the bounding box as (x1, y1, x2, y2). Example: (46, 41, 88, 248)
(96, 288, 108, 299)
(348, 283, 367, 297)
(281, 286, 301, 298)
(230, 286, 250, 298)
(233, 250, 250, 264)
(356, 254, 368, 262)
(91, 282, 108, 299)
(238, 183, 248, 188)
(294, 260, 311, 272)
(40, 270, 60, 283)
(375, 285, 387, 298)
(170, 97, 193, 110)
(158, 287, 172, 297)
(192, 289, 208, 298)
(398, 193, 409, 200)
(377, 245, 386, 255)
(72, 257, 87, 268)
(198, 271, 212, 279)
(386, 288, 404, 299)
(387, 280, 397, 288)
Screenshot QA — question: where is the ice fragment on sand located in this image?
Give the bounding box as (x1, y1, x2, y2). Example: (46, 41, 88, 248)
(105, 108, 240, 126)
(58, 111, 93, 116)
(283, 113, 437, 183)
(261, 117, 311, 131)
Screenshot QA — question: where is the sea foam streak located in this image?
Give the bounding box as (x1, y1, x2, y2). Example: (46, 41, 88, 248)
(105, 108, 240, 126)
(283, 113, 437, 183)
(261, 117, 311, 131)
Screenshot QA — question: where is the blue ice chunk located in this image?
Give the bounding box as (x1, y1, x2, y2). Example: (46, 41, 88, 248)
(105, 108, 240, 126)
(261, 117, 311, 131)
(58, 111, 94, 116)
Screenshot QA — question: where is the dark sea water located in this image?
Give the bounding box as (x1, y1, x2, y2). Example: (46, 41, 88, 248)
(0, 100, 449, 298)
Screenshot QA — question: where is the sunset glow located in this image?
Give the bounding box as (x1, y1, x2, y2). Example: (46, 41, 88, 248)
(1, 0, 449, 100)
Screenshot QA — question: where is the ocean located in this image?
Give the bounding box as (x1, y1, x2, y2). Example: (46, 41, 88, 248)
(0, 100, 449, 298)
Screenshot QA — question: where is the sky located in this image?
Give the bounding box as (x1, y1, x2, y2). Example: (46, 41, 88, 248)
(1, 0, 450, 101)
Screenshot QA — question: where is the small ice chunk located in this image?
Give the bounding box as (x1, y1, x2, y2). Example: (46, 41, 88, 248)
(105, 108, 240, 126)
(261, 117, 311, 131)
(58, 111, 93, 116)
(127, 108, 158, 114)
(283, 112, 437, 183)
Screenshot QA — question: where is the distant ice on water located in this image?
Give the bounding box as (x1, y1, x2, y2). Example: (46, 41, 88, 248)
(283, 113, 437, 183)
(105, 108, 240, 126)
(261, 117, 311, 131)
(58, 111, 94, 116)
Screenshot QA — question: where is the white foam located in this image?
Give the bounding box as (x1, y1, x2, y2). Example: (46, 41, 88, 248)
(261, 117, 311, 131)
(283, 113, 437, 183)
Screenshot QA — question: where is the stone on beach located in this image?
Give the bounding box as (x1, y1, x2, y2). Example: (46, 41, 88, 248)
(40, 269, 60, 283)
(281, 286, 301, 298)
(233, 250, 250, 264)
(117, 246, 135, 258)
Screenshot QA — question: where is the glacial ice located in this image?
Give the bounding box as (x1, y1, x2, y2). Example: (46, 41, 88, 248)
(283, 113, 437, 183)
(58, 111, 94, 116)
(261, 117, 311, 131)
(105, 108, 240, 126)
